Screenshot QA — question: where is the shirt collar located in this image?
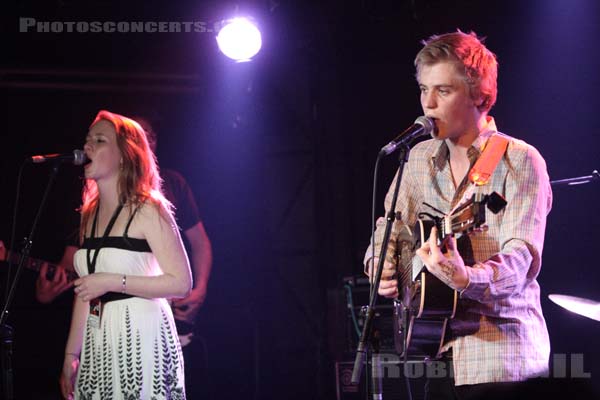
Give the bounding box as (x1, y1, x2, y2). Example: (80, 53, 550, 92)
(432, 116, 498, 171)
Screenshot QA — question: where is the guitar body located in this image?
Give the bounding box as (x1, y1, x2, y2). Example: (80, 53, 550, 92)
(395, 219, 457, 359)
(413, 271, 458, 319)
(395, 311, 449, 359)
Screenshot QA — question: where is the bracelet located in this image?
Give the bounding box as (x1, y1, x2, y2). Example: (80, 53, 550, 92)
(121, 275, 127, 294)
(65, 352, 79, 358)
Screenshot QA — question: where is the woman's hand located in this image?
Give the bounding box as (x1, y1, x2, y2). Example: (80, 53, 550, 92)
(60, 354, 79, 399)
(73, 273, 118, 301)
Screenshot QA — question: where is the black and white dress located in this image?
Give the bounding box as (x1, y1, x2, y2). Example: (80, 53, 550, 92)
(73, 233, 186, 400)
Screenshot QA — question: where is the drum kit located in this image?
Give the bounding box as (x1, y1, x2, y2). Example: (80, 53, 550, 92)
(548, 170, 600, 323)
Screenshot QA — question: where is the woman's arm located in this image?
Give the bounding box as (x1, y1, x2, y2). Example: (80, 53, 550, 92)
(122, 200, 193, 298)
(60, 295, 88, 398)
(73, 201, 193, 301)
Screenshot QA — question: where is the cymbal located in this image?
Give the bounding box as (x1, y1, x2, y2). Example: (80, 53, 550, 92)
(548, 294, 600, 322)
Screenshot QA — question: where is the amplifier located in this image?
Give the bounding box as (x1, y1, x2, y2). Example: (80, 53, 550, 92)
(342, 275, 397, 353)
(335, 359, 426, 400)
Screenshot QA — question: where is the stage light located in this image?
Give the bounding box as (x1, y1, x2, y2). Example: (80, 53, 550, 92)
(216, 18, 262, 62)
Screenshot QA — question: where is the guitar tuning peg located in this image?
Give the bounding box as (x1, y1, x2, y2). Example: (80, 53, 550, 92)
(472, 224, 489, 234)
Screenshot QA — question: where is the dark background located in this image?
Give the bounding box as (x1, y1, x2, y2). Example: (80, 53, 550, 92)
(1, 0, 599, 399)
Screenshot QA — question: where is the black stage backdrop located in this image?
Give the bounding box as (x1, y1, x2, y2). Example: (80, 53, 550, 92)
(1, 1, 599, 399)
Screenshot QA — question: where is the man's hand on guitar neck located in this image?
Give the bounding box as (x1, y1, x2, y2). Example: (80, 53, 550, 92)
(416, 227, 469, 291)
(36, 245, 78, 304)
(36, 263, 74, 304)
(0, 240, 6, 261)
(1, 239, 76, 304)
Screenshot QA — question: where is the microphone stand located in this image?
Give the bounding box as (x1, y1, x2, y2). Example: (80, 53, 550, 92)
(351, 144, 412, 399)
(550, 169, 599, 187)
(0, 162, 62, 400)
(371, 330, 383, 400)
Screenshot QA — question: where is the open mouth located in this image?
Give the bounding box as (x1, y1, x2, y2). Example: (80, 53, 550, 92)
(428, 117, 440, 138)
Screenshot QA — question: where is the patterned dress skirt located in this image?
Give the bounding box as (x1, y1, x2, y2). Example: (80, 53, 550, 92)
(75, 297, 186, 400)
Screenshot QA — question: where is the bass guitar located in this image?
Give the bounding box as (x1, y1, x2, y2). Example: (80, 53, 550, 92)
(2, 251, 78, 282)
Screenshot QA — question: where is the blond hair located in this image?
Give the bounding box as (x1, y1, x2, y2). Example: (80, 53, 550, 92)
(415, 30, 498, 112)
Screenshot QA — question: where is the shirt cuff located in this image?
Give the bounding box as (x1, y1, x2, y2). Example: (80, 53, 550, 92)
(459, 263, 492, 300)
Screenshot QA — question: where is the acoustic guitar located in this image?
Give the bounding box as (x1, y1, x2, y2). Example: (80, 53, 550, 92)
(394, 191, 506, 359)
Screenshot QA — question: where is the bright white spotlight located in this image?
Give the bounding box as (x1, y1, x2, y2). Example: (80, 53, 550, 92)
(216, 18, 262, 62)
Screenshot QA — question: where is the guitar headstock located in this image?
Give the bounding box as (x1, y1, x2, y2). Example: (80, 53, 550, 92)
(441, 191, 507, 239)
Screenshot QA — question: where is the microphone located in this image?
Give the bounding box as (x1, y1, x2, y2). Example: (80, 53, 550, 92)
(379, 116, 436, 156)
(29, 150, 88, 165)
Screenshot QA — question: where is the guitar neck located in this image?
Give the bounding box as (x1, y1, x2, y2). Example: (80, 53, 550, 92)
(6, 252, 78, 282)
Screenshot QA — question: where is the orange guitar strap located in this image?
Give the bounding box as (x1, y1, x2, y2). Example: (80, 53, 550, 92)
(468, 133, 509, 186)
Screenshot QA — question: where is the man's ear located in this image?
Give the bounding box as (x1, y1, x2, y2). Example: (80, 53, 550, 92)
(474, 95, 486, 109)
(474, 94, 483, 106)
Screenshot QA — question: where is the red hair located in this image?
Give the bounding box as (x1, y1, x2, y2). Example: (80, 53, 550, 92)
(80, 110, 170, 238)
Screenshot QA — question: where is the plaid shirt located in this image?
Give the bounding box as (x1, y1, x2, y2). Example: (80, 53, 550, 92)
(365, 118, 551, 385)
